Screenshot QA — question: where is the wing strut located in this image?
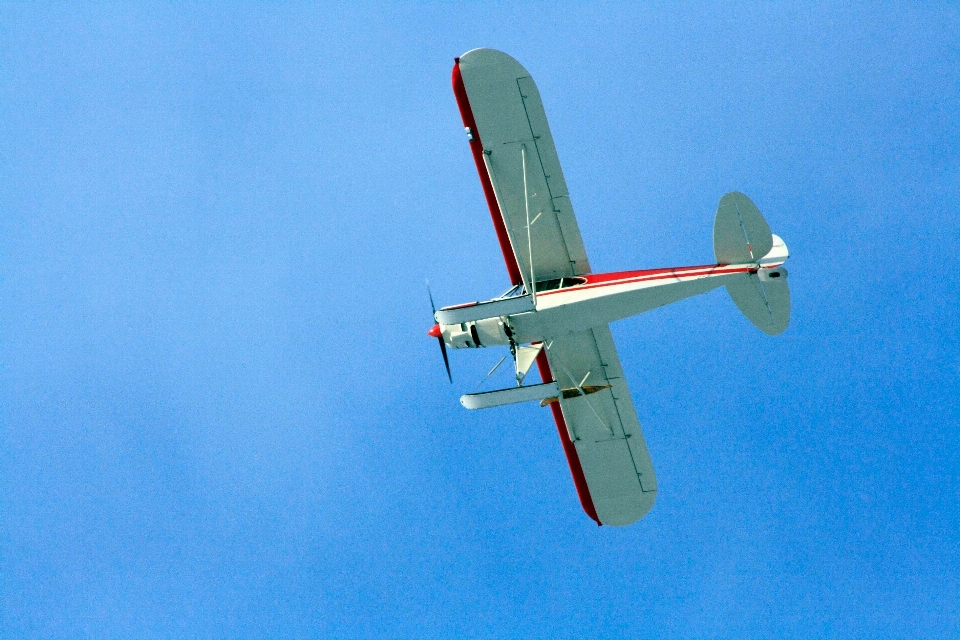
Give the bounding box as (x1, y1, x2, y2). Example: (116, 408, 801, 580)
(549, 353, 614, 437)
(482, 151, 532, 297)
(521, 143, 537, 306)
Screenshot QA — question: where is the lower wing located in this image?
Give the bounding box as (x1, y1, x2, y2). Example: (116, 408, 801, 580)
(538, 326, 657, 526)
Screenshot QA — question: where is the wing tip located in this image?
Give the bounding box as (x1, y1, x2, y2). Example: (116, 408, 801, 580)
(457, 48, 529, 75)
(595, 491, 657, 527)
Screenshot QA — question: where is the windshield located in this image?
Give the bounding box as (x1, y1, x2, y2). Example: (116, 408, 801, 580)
(503, 277, 587, 297)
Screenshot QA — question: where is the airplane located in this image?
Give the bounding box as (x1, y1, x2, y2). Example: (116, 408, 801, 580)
(428, 48, 790, 527)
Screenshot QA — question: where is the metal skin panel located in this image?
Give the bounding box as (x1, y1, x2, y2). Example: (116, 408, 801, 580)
(543, 326, 656, 526)
(458, 49, 591, 283)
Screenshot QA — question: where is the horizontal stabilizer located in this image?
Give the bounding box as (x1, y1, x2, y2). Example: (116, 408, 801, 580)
(727, 267, 790, 335)
(714, 192, 773, 264)
(461, 382, 559, 410)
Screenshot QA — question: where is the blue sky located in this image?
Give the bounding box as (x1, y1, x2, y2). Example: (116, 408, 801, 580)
(2, 3, 958, 637)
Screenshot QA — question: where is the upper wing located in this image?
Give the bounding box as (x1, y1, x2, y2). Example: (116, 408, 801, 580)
(538, 325, 657, 526)
(453, 48, 591, 286)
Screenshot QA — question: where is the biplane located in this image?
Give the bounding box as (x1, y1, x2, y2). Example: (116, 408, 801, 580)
(429, 49, 790, 526)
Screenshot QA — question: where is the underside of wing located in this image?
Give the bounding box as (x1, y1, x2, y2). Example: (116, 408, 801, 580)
(453, 48, 591, 286)
(537, 326, 657, 526)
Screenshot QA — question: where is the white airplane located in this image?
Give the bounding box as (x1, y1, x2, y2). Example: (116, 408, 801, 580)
(429, 49, 790, 526)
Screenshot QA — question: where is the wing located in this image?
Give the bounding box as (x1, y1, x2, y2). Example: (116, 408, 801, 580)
(536, 326, 657, 526)
(453, 48, 591, 287)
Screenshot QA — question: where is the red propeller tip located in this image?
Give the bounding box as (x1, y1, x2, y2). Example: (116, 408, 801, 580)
(427, 324, 442, 338)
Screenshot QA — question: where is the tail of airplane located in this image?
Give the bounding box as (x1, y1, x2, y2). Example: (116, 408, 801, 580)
(714, 192, 791, 335)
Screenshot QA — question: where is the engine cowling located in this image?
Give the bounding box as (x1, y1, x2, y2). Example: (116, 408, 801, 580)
(441, 316, 512, 349)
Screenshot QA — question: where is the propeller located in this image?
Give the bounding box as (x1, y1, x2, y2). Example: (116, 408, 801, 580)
(426, 281, 452, 383)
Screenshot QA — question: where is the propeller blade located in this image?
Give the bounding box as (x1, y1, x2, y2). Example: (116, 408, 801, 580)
(426, 280, 451, 383)
(438, 335, 452, 383)
(426, 279, 437, 315)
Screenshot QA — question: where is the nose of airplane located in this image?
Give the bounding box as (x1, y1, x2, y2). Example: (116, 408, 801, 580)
(427, 324, 442, 338)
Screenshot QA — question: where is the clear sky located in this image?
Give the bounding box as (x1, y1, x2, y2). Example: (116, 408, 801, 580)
(2, 3, 958, 637)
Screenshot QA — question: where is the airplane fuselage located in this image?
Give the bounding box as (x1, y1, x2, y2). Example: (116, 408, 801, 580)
(435, 259, 787, 350)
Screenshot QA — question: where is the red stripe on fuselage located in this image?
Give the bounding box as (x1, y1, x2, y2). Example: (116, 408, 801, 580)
(535, 263, 756, 297)
(582, 263, 729, 284)
(535, 349, 601, 526)
(452, 61, 524, 286)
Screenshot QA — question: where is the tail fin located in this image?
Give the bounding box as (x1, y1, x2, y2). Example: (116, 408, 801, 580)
(714, 192, 791, 335)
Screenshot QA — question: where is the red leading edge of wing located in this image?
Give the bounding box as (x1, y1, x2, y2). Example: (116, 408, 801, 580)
(535, 349, 601, 526)
(451, 60, 524, 286)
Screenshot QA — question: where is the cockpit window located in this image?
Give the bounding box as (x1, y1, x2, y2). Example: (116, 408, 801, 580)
(499, 283, 525, 298)
(536, 278, 564, 291)
(502, 277, 587, 297)
(539, 277, 587, 290)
